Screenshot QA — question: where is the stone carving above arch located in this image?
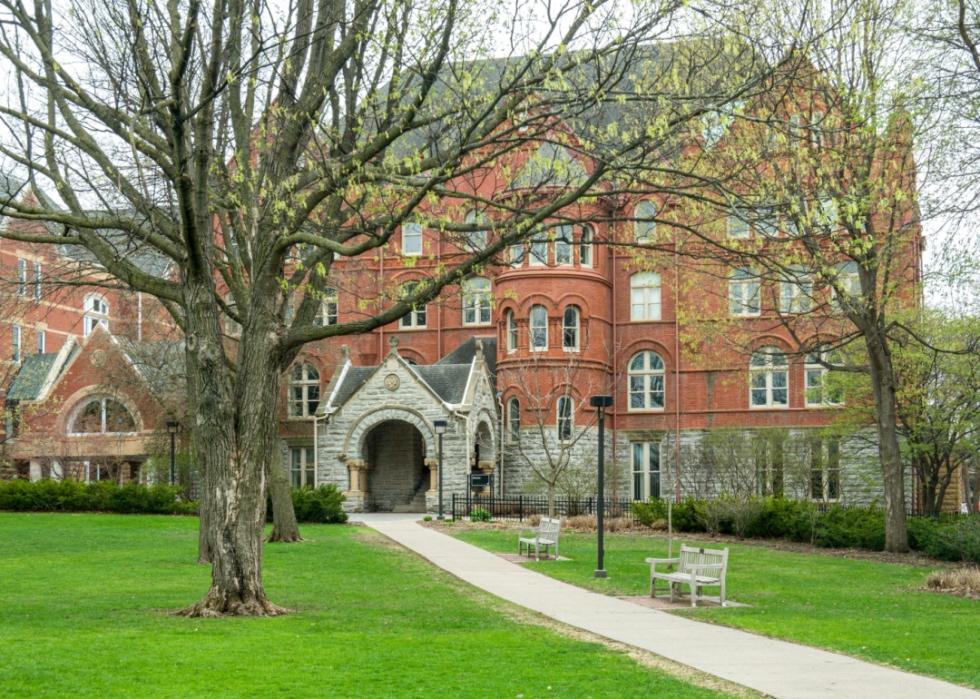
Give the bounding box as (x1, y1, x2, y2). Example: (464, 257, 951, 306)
(343, 405, 438, 461)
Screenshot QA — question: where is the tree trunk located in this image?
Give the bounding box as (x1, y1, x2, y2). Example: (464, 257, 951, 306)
(546, 484, 556, 518)
(178, 279, 286, 617)
(197, 507, 212, 564)
(267, 461, 302, 542)
(866, 332, 909, 552)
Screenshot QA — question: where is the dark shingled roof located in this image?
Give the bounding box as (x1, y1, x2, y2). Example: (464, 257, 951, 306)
(7, 353, 59, 401)
(437, 336, 496, 378)
(56, 229, 173, 278)
(325, 366, 374, 411)
(414, 364, 471, 404)
(116, 338, 186, 394)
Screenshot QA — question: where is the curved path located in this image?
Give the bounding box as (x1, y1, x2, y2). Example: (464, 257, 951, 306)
(354, 513, 978, 699)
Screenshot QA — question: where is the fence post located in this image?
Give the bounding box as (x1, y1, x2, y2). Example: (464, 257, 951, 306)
(519, 494, 523, 522)
(451, 492, 456, 522)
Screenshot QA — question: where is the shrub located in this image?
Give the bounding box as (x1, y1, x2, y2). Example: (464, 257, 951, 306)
(631, 498, 667, 528)
(924, 567, 980, 599)
(291, 484, 347, 524)
(812, 505, 886, 550)
(423, 515, 433, 522)
(0, 479, 195, 515)
(909, 516, 980, 564)
(671, 498, 707, 533)
(470, 507, 491, 523)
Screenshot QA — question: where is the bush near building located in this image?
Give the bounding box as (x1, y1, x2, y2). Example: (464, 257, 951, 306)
(631, 497, 980, 563)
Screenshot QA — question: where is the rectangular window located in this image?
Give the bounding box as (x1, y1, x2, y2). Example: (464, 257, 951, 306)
(832, 261, 861, 310)
(36, 329, 45, 354)
(727, 212, 750, 239)
(17, 259, 27, 296)
(289, 446, 316, 488)
(729, 270, 760, 316)
(809, 437, 842, 501)
(401, 222, 423, 256)
(556, 396, 573, 442)
(530, 307, 548, 351)
(632, 442, 661, 501)
(779, 270, 812, 314)
(12, 325, 21, 362)
(579, 227, 593, 267)
(399, 282, 427, 328)
(529, 235, 548, 266)
(316, 289, 338, 326)
(555, 226, 573, 265)
(754, 432, 784, 497)
(32, 262, 42, 300)
(509, 244, 526, 267)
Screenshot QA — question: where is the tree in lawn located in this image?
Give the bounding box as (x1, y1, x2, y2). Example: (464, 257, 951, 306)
(0, 0, 774, 614)
(637, 0, 930, 551)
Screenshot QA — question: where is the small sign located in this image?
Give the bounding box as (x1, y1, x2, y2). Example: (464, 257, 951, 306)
(470, 473, 492, 488)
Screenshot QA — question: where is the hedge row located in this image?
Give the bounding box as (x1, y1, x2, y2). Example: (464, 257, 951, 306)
(631, 496, 980, 564)
(0, 479, 349, 524)
(0, 479, 197, 515)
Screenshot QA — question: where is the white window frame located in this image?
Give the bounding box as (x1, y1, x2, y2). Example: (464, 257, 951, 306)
(83, 295, 110, 337)
(462, 277, 492, 326)
(632, 442, 661, 501)
(729, 269, 760, 317)
(628, 351, 666, 411)
(809, 437, 841, 501)
(831, 261, 861, 311)
(779, 268, 813, 314)
(634, 200, 657, 243)
(809, 110, 825, 147)
(562, 306, 580, 351)
(805, 349, 844, 407)
(36, 329, 45, 354)
(399, 281, 427, 328)
(17, 258, 27, 296)
(529, 305, 548, 351)
(68, 397, 138, 435)
(727, 210, 750, 239)
(556, 395, 573, 442)
(507, 397, 520, 443)
(750, 347, 789, 408)
(290, 445, 316, 488)
(579, 225, 593, 267)
(529, 234, 548, 266)
(463, 210, 487, 251)
(401, 222, 423, 256)
(630, 272, 662, 321)
(32, 261, 42, 301)
(505, 310, 518, 352)
(555, 225, 573, 265)
(509, 243, 526, 268)
(316, 288, 339, 326)
(288, 363, 321, 418)
(12, 324, 21, 362)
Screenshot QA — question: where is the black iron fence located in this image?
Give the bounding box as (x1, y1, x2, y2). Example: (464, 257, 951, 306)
(450, 492, 636, 522)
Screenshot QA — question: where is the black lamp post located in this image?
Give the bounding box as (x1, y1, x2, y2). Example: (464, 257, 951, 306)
(434, 418, 447, 520)
(166, 420, 179, 486)
(589, 395, 613, 578)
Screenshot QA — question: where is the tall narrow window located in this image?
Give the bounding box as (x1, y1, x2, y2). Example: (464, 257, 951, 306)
(729, 269, 760, 316)
(727, 210, 750, 238)
(36, 329, 45, 354)
(630, 272, 662, 321)
(463, 210, 487, 251)
(555, 225, 573, 265)
(805, 348, 843, 406)
(509, 243, 526, 267)
(632, 442, 661, 501)
(290, 446, 316, 488)
(628, 351, 665, 410)
(556, 395, 573, 442)
(562, 306, 580, 351)
(32, 262, 41, 301)
(754, 432, 785, 497)
(12, 325, 21, 362)
(832, 261, 861, 310)
(634, 200, 657, 243)
(507, 397, 520, 442)
(288, 363, 320, 417)
(505, 310, 518, 352)
(779, 267, 813, 314)
(399, 281, 427, 328)
(462, 277, 492, 326)
(749, 347, 789, 408)
(809, 437, 841, 501)
(579, 225, 593, 267)
(529, 233, 548, 266)
(401, 222, 423, 256)
(17, 258, 27, 296)
(529, 305, 548, 351)
(810, 110, 825, 147)
(83, 295, 110, 336)
(316, 287, 338, 326)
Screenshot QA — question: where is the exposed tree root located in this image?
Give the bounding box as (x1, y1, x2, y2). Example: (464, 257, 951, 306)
(266, 530, 303, 543)
(177, 591, 289, 617)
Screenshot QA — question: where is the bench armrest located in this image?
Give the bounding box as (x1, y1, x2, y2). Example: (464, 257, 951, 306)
(644, 557, 679, 566)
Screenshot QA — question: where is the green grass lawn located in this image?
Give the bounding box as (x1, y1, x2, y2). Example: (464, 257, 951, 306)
(0, 514, 729, 698)
(449, 526, 980, 690)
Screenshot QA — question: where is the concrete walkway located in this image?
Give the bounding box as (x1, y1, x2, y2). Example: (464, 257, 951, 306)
(353, 514, 978, 699)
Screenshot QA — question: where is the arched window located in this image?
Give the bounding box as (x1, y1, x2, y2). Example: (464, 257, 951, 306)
(316, 287, 338, 326)
(462, 277, 492, 326)
(555, 225, 573, 265)
(562, 306, 580, 351)
(69, 397, 137, 434)
(505, 310, 518, 352)
(805, 347, 843, 406)
(463, 210, 487, 251)
(579, 225, 593, 267)
(556, 395, 573, 442)
(634, 200, 657, 243)
(399, 281, 427, 328)
(630, 273, 661, 321)
(289, 363, 321, 417)
(83, 295, 109, 336)
(529, 305, 548, 351)
(750, 347, 788, 408)
(729, 268, 760, 316)
(628, 351, 665, 410)
(507, 397, 520, 442)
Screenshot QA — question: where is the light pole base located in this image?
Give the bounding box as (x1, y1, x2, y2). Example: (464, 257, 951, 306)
(593, 569, 607, 578)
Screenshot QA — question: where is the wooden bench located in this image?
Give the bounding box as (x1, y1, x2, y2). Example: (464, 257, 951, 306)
(518, 517, 561, 560)
(645, 544, 729, 607)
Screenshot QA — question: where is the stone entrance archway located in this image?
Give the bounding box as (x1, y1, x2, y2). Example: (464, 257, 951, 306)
(362, 420, 429, 512)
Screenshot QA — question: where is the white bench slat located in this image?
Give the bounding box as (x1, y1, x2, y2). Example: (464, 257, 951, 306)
(648, 544, 729, 607)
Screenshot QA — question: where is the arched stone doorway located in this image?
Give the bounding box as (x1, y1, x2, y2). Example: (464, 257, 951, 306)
(363, 420, 428, 512)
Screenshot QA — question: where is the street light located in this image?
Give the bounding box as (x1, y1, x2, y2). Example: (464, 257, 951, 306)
(589, 395, 613, 578)
(166, 420, 180, 486)
(434, 418, 448, 520)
